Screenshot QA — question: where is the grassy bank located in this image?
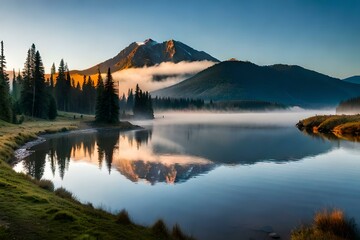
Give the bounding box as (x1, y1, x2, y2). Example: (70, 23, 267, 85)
(291, 209, 359, 240)
(296, 114, 360, 141)
(0, 114, 193, 240)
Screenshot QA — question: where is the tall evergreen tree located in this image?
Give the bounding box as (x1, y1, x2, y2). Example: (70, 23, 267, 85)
(65, 69, 71, 111)
(49, 63, 55, 95)
(32, 50, 47, 118)
(126, 88, 134, 112)
(21, 45, 37, 116)
(48, 95, 57, 120)
(95, 68, 119, 123)
(11, 69, 19, 100)
(55, 59, 66, 111)
(133, 84, 154, 119)
(95, 69, 105, 118)
(0, 41, 12, 122)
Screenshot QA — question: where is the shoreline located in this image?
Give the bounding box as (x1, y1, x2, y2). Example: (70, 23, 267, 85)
(296, 114, 360, 141)
(11, 121, 142, 167)
(0, 117, 192, 240)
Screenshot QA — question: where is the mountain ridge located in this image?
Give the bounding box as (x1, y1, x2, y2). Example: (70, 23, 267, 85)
(72, 39, 219, 76)
(343, 75, 360, 84)
(152, 60, 360, 108)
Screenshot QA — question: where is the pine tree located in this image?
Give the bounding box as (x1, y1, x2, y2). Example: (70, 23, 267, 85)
(95, 68, 119, 123)
(0, 41, 12, 122)
(20, 50, 31, 115)
(11, 69, 18, 100)
(126, 89, 134, 112)
(0, 41, 10, 89)
(49, 63, 55, 95)
(65, 69, 71, 111)
(48, 95, 57, 120)
(32, 50, 47, 118)
(95, 68, 104, 119)
(55, 59, 66, 111)
(133, 84, 154, 119)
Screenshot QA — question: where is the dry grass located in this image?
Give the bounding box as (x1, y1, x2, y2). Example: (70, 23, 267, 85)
(297, 114, 360, 141)
(291, 209, 359, 240)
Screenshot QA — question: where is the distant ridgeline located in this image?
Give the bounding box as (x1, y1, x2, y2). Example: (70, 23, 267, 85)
(152, 61, 360, 108)
(336, 96, 360, 114)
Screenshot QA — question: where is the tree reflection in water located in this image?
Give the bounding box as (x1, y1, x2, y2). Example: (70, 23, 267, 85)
(20, 127, 216, 184)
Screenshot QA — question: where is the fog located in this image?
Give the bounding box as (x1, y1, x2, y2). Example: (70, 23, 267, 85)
(132, 109, 335, 127)
(112, 60, 215, 94)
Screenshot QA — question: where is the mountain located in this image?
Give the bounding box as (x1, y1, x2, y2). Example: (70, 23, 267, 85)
(73, 39, 219, 76)
(152, 60, 360, 108)
(343, 76, 360, 84)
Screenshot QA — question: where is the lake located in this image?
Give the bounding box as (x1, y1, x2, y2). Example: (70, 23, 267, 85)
(13, 111, 360, 240)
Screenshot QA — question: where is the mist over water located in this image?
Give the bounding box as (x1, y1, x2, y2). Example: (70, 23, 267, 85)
(134, 109, 335, 127)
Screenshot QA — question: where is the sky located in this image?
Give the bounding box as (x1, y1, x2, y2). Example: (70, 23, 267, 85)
(1, 0, 359, 79)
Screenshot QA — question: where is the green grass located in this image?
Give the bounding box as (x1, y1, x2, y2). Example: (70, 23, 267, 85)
(291, 209, 359, 240)
(0, 116, 194, 240)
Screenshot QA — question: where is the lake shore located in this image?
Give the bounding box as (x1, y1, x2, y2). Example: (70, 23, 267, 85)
(0, 113, 191, 240)
(296, 114, 360, 141)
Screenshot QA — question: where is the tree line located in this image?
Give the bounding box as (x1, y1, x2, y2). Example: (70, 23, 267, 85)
(1, 41, 126, 124)
(336, 96, 360, 114)
(119, 84, 154, 119)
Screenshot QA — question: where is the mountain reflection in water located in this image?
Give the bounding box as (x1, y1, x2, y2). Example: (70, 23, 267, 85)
(18, 128, 215, 184)
(16, 123, 339, 185)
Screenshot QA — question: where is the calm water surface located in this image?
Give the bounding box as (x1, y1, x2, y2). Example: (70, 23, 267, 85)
(13, 112, 360, 240)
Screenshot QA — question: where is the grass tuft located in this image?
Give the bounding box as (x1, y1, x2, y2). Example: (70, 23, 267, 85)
(314, 209, 357, 239)
(37, 179, 54, 192)
(54, 187, 78, 202)
(115, 209, 132, 225)
(291, 209, 358, 240)
(53, 211, 76, 222)
(151, 219, 169, 237)
(172, 224, 188, 240)
(21, 194, 49, 204)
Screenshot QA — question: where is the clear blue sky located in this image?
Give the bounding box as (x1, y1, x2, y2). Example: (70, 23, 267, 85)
(1, 0, 359, 78)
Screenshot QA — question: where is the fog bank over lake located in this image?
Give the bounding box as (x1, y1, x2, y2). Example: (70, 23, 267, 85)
(134, 109, 334, 127)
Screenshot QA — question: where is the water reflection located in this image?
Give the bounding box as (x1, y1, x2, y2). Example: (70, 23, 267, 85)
(151, 124, 338, 164)
(18, 128, 215, 184)
(16, 123, 343, 184)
